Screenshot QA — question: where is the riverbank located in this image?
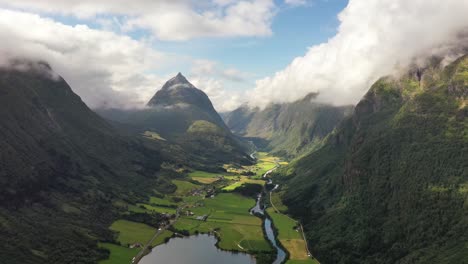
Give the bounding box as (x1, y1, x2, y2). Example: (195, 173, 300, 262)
(267, 191, 319, 264)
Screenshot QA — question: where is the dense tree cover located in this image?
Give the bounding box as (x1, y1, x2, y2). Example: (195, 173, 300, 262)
(222, 93, 353, 158)
(97, 73, 253, 166)
(280, 56, 468, 264)
(0, 64, 165, 263)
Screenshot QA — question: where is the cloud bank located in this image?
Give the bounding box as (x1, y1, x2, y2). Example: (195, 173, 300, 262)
(0, 9, 172, 108)
(249, 0, 468, 108)
(0, 0, 276, 41)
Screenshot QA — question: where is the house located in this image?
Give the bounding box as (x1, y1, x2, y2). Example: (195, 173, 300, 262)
(196, 215, 208, 221)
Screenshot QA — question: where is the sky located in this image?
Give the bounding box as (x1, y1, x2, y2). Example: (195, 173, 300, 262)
(0, 0, 467, 112)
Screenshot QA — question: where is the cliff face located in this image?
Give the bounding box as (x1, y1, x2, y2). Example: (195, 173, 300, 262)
(281, 55, 468, 264)
(223, 95, 353, 158)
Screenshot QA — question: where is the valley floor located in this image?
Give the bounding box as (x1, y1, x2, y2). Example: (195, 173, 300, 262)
(98, 152, 317, 264)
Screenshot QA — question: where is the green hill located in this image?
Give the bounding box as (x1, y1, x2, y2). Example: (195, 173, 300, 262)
(223, 94, 353, 158)
(278, 55, 468, 263)
(0, 61, 164, 263)
(98, 73, 252, 165)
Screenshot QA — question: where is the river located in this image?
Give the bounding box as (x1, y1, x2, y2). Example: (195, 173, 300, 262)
(140, 164, 286, 264)
(250, 193, 287, 264)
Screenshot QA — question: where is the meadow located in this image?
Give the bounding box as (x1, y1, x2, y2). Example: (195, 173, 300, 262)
(174, 193, 272, 252)
(98, 243, 139, 264)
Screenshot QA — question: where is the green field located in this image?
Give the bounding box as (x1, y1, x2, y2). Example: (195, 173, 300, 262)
(172, 180, 199, 195)
(98, 243, 139, 264)
(222, 177, 266, 191)
(137, 203, 177, 214)
(267, 208, 318, 263)
(149, 196, 178, 207)
(249, 152, 278, 178)
(188, 170, 224, 178)
(174, 193, 272, 252)
(270, 191, 289, 212)
(110, 220, 156, 246)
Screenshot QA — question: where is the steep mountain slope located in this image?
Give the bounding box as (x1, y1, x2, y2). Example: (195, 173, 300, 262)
(0, 62, 164, 263)
(98, 73, 252, 165)
(223, 94, 353, 158)
(279, 56, 468, 263)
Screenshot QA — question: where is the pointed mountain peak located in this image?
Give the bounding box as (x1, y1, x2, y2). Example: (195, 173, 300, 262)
(147, 72, 213, 109)
(160, 72, 192, 90)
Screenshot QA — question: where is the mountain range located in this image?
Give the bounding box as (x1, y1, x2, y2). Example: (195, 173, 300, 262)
(277, 55, 468, 263)
(222, 94, 353, 158)
(0, 52, 467, 264)
(0, 61, 170, 263)
(98, 73, 252, 165)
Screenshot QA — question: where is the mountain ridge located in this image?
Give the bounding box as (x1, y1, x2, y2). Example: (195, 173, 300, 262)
(277, 55, 468, 264)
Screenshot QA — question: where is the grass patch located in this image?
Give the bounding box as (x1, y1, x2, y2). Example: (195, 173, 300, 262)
(98, 243, 139, 264)
(172, 180, 199, 195)
(222, 176, 265, 191)
(149, 196, 178, 207)
(137, 204, 176, 214)
(150, 230, 174, 247)
(192, 177, 219, 184)
(267, 207, 317, 263)
(110, 220, 156, 246)
(173, 193, 272, 253)
(188, 170, 225, 178)
(270, 192, 288, 212)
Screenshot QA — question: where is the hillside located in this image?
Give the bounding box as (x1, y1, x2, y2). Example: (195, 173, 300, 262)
(0, 61, 165, 263)
(98, 73, 252, 165)
(223, 94, 353, 158)
(278, 56, 468, 263)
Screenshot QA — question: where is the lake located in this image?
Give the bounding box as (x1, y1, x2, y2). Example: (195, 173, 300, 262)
(139, 234, 256, 264)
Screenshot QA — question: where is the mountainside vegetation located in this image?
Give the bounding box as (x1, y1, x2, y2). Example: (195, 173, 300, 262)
(98, 73, 252, 166)
(0, 62, 167, 263)
(278, 55, 468, 264)
(223, 94, 353, 158)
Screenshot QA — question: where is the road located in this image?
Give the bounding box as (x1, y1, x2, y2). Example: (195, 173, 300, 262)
(133, 207, 182, 264)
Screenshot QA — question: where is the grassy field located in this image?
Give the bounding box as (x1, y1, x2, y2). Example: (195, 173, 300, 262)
(249, 152, 279, 178)
(188, 170, 224, 178)
(267, 208, 318, 263)
(149, 196, 178, 207)
(174, 193, 272, 252)
(110, 220, 156, 246)
(270, 191, 288, 212)
(150, 230, 174, 247)
(172, 180, 199, 195)
(137, 203, 177, 214)
(192, 177, 220, 184)
(222, 176, 266, 191)
(98, 243, 139, 264)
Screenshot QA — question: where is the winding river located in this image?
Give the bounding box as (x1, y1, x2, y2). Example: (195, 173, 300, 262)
(250, 193, 287, 264)
(140, 159, 285, 264)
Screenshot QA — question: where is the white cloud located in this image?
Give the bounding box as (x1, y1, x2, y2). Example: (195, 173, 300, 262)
(188, 60, 250, 111)
(284, 0, 308, 7)
(0, 0, 276, 41)
(189, 77, 245, 112)
(249, 0, 468, 108)
(0, 9, 170, 109)
(190, 60, 250, 82)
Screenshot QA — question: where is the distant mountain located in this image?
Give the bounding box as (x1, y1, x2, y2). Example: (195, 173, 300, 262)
(0, 61, 164, 263)
(222, 94, 353, 158)
(98, 73, 252, 165)
(279, 55, 468, 263)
